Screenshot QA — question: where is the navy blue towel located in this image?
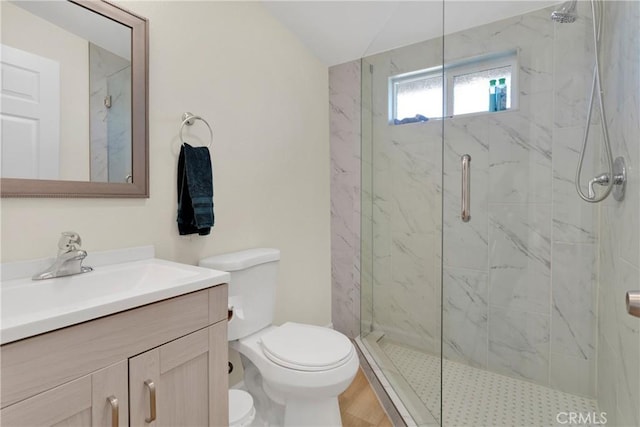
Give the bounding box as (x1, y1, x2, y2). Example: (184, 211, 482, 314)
(177, 143, 214, 236)
(393, 114, 429, 125)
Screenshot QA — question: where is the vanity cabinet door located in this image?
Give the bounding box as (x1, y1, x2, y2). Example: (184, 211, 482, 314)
(129, 322, 228, 427)
(92, 361, 129, 427)
(0, 361, 128, 427)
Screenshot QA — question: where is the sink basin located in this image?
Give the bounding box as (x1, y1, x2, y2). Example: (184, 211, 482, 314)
(1, 247, 229, 344)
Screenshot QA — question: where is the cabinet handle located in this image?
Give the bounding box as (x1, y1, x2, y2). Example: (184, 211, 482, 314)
(107, 395, 119, 427)
(144, 380, 156, 423)
(461, 154, 471, 222)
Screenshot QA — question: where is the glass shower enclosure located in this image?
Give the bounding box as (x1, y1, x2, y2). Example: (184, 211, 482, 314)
(358, 1, 639, 426)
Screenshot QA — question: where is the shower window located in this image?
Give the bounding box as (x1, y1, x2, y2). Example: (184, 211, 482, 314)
(393, 72, 444, 122)
(452, 65, 513, 115)
(390, 50, 517, 122)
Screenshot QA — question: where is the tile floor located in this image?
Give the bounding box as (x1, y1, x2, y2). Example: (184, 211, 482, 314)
(380, 339, 600, 427)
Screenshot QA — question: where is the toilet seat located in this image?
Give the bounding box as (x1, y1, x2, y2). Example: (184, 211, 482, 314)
(260, 322, 354, 372)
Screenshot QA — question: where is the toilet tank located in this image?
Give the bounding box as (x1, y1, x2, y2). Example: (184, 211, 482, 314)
(199, 248, 280, 341)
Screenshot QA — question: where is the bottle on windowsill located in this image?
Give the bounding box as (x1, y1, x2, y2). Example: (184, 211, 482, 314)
(489, 79, 497, 112)
(496, 77, 507, 111)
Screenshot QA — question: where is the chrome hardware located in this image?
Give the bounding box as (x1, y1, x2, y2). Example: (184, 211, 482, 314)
(58, 231, 81, 252)
(181, 112, 195, 126)
(587, 173, 610, 199)
(104, 95, 112, 109)
(180, 112, 213, 148)
(586, 157, 626, 201)
(32, 232, 93, 280)
(627, 291, 640, 318)
(612, 157, 626, 201)
(461, 154, 471, 222)
(125, 174, 133, 183)
(107, 395, 119, 427)
(144, 380, 156, 423)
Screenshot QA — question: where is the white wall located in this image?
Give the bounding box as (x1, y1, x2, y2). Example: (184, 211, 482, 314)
(0, 1, 331, 329)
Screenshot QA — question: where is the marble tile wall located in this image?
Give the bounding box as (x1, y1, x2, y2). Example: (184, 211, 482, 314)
(596, 1, 640, 425)
(363, 37, 444, 354)
(330, 1, 639, 413)
(106, 66, 132, 183)
(329, 60, 361, 338)
(89, 43, 132, 183)
(443, 2, 602, 396)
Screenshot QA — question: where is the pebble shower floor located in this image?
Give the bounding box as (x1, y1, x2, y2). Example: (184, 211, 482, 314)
(379, 340, 600, 427)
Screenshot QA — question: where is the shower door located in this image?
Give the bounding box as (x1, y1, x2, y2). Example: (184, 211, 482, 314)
(441, 1, 639, 426)
(359, 3, 444, 425)
(359, 1, 638, 426)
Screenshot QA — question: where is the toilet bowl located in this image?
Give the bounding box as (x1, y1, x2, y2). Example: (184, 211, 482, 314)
(199, 249, 358, 427)
(232, 323, 358, 426)
(234, 323, 358, 396)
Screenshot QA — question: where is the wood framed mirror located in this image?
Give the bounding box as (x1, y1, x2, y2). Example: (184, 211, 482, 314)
(1, 0, 148, 198)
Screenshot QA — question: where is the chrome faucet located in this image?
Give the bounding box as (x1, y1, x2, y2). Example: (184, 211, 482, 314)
(32, 232, 93, 280)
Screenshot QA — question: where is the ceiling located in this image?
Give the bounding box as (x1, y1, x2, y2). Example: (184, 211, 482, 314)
(261, 1, 558, 66)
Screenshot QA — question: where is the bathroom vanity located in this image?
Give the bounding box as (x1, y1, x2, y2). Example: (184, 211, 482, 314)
(0, 247, 230, 426)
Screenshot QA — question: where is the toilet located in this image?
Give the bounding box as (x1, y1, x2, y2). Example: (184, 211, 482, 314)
(199, 248, 359, 427)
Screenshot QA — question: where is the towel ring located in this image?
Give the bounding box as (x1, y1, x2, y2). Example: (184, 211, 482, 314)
(180, 112, 213, 148)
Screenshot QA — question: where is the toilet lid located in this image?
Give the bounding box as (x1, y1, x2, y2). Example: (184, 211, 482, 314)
(229, 389, 255, 425)
(260, 322, 354, 372)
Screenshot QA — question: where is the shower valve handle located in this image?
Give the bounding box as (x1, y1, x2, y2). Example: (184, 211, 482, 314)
(587, 171, 625, 199)
(587, 173, 610, 199)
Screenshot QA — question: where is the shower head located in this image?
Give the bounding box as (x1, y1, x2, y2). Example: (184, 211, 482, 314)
(551, 0, 578, 23)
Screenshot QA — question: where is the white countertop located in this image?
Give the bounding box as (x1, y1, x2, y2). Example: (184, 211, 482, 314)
(1, 246, 229, 345)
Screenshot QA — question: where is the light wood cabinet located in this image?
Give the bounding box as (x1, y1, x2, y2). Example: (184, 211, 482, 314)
(129, 323, 227, 426)
(0, 285, 228, 427)
(1, 361, 128, 427)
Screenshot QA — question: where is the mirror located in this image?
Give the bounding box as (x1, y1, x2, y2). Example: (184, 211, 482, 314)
(0, 0, 148, 197)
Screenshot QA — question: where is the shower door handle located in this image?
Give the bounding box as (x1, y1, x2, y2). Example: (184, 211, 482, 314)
(627, 291, 640, 318)
(461, 154, 471, 222)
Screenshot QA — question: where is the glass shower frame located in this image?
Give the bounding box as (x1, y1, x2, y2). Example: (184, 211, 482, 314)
(359, 1, 640, 426)
(359, 23, 445, 424)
